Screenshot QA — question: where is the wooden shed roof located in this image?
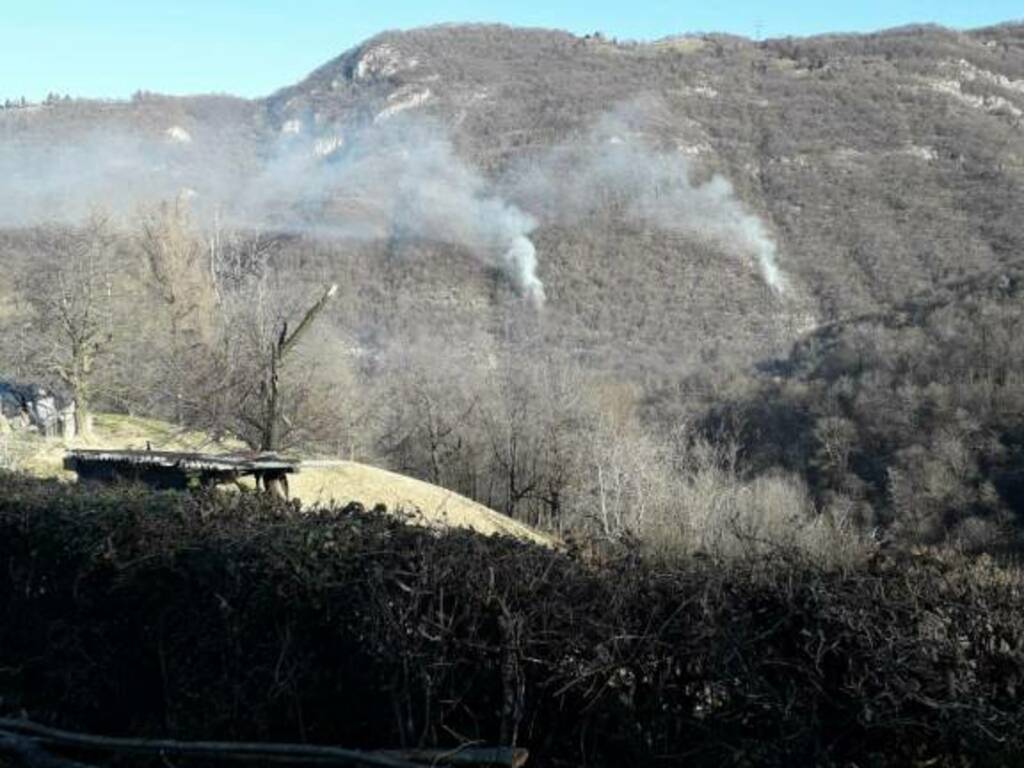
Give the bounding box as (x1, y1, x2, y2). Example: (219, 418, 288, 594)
(64, 449, 299, 475)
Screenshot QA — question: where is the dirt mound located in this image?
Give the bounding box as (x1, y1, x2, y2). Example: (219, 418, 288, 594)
(293, 461, 555, 546)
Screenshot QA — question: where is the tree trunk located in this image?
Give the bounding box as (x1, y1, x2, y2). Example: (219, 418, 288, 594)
(70, 360, 92, 439)
(261, 352, 280, 452)
(257, 283, 337, 457)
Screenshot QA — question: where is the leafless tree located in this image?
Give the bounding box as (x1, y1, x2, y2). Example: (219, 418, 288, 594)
(23, 213, 118, 436)
(195, 256, 343, 455)
(137, 197, 218, 423)
(257, 283, 339, 452)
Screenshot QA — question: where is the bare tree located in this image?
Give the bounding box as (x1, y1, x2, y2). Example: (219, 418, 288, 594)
(137, 197, 218, 423)
(23, 213, 118, 436)
(373, 336, 487, 489)
(479, 342, 593, 530)
(258, 283, 339, 452)
(202, 266, 342, 457)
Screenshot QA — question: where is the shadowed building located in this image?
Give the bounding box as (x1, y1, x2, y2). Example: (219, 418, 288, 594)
(63, 449, 299, 496)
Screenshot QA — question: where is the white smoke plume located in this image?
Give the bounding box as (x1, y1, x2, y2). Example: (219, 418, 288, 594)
(305, 122, 546, 304)
(509, 109, 788, 295)
(0, 117, 545, 304)
(0, 101, 784, 301)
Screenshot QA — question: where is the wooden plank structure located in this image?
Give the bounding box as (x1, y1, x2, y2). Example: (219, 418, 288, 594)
(63, 449, 299, 496)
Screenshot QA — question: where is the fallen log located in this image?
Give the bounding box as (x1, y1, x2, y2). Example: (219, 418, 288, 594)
(0, 720, 527, 768)
(378, 747, 528, 768)
(0, 731, 93, 768)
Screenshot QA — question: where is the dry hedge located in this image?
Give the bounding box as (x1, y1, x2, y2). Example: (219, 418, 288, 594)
(1, 472, 1024, 767)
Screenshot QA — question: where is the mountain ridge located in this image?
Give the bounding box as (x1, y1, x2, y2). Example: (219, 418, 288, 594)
(4, 20, 1024, 544)
(2, 21, 1024, 371)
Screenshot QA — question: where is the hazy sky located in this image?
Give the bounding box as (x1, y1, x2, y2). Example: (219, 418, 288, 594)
(3, 1, 1020, 101)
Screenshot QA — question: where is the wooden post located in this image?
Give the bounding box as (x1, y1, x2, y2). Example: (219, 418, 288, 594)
(263, 470, 290, 499)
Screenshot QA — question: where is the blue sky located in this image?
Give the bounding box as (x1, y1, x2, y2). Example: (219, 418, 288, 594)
(3, 1, 1021, 101)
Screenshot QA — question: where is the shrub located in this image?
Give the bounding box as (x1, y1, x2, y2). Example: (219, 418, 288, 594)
(2, 473, 1024, 767)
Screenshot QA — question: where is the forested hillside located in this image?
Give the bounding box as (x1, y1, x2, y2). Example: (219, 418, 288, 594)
(2, 21, 1023, 550)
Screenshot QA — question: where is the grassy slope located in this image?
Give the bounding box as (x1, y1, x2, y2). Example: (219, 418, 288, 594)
(8, 412, 230, 477)
(7, 413, 553, 545)
(291, 460, 552, 544)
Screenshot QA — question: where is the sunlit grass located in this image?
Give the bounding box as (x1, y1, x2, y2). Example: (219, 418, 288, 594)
(9, 413, 553, 545)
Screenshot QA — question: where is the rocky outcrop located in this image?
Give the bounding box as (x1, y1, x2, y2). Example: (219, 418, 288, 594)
(0, 381, 74, 438)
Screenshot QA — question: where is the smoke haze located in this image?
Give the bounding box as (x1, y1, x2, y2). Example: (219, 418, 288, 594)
(0, 117, 546, 303)
(0, 102, 785, 300)
(508, 110, 788, 294)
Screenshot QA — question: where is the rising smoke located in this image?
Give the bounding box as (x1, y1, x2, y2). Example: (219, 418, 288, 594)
(0, 117, 545, 304)
(0, 101, 784, 300)
(508, 107, 788, 294)
(234, 119, 547, 303)
(0, 131, 235, 227)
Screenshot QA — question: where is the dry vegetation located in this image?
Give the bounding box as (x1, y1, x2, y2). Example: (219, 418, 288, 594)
(2, 21, 1024, 764)
(2, 24, 1022, 554)
(2, 473, 1023, 767)
(2, 413, 553, 545)
(285, 461, 555, 544)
